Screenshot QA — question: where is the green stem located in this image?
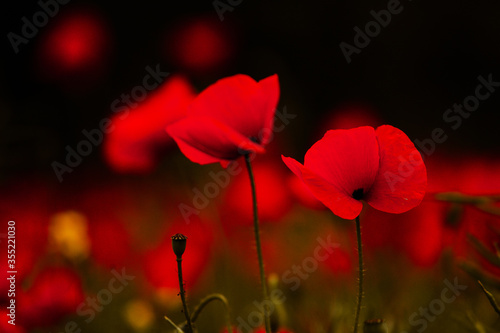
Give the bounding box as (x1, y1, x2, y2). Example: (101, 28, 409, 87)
(353, 215, 364, 333)
(244, 154, 271, 333)
(191, 293, 232, 333)
(177, 258, 193, 333)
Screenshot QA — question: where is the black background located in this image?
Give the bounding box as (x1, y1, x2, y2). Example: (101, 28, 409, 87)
(1, 0, 499, 182)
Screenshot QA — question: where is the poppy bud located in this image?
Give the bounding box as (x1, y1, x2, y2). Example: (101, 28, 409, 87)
(171, 233, 187, 258)
(363, 319, 388, 333)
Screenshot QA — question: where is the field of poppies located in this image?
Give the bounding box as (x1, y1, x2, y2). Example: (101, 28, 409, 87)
(1, 1, 500, 333)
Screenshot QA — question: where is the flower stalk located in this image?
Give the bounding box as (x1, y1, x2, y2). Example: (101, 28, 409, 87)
(191, 293, 232, 333)
(353, 215, 364, 333)
(244, 153, 271, 333)
(172, 233, 193, 333)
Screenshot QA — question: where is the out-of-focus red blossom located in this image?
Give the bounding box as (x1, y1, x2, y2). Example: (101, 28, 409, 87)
(443, 204, 500, 275)
(359, 154, 500, 268)
(282, 126, 427, 220)
(104, 75, 197, 173)
(361, 201, 445, 267)
(287, 174, 325, 210)
(143, 217, 213, 293)
(318, 105, 382, 139)
(37, 8, 110, 83)
(0, 311, 25, 333)
(223, 227, 291, 276)
(166, 74, 280, 167)
(65, 182, 136, 269)
(319, 243, 353, 276)
(0, 181, 50, 302)
(18, 267, 84, 328)
(88, 217, 132, 269)
(426, 155, 500, 195)
(221, 158, 293, 227)
(166, 16, 235, 74)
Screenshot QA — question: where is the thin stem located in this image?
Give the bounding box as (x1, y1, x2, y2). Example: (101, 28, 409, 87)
(244, 154, 271, 333)
(177, 258, 193, 333)
(191, 293, 232, 333)
(353, 215, 364, 333)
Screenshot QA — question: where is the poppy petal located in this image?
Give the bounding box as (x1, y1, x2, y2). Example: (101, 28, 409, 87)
(304, 127, 380, 198)
(282, 155, 363, 220)
(256, 74, 280, 145)
(167, 116, 265, 165)
(188, 74, 278, 141)
(366, 125, 427, 213)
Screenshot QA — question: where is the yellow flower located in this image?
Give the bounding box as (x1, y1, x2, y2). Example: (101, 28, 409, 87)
(124, 299, 154, 331)
(49, 210, 90, 260)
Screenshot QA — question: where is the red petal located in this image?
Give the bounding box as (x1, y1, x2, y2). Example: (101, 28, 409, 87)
(282, 155, 363, 220)
(256, 74, 280, 145)
(188, 74, 279, 141)
(167, 116, 265, 165)
(366, 125, 427, 213)
(104, 75, 196, 173)
(304, 127, 380, 198)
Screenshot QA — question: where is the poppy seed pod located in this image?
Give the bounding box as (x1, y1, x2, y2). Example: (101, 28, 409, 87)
(171, 233, 188, 258)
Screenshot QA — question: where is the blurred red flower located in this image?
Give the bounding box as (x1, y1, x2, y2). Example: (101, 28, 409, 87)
(316, 104, 382, 142)
(361, 201, 445, 267)
(18, 267, 84, 328)
(0, 181, 50, 302)
(89, 217, 132, 269)
(0, 311, 25, 333)
(142, 217, 213, 294)
(425, 155, 500, 264)
(37, 8, 110, 84)
(287, 174, 325, 210)
(221, 158, 293, 227)
(282, 126, 427, 220)
(166, 74, 280, 167)
(166, 16, 235, 74)
(104, 75, 197, 173)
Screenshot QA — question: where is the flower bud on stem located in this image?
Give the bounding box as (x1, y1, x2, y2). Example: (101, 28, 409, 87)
(172, 233, 193, 333)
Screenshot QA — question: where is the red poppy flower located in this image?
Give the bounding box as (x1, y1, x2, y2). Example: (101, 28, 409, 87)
(166, 74, 280, 167)
(104, 75, 197, 173)
(282, 126, 427, 220)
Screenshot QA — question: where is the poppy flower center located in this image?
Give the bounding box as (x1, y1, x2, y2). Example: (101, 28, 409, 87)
(352, 188, 364, 200)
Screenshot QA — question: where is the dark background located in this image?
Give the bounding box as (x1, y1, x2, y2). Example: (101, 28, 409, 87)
(1, 0, 499, 183)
